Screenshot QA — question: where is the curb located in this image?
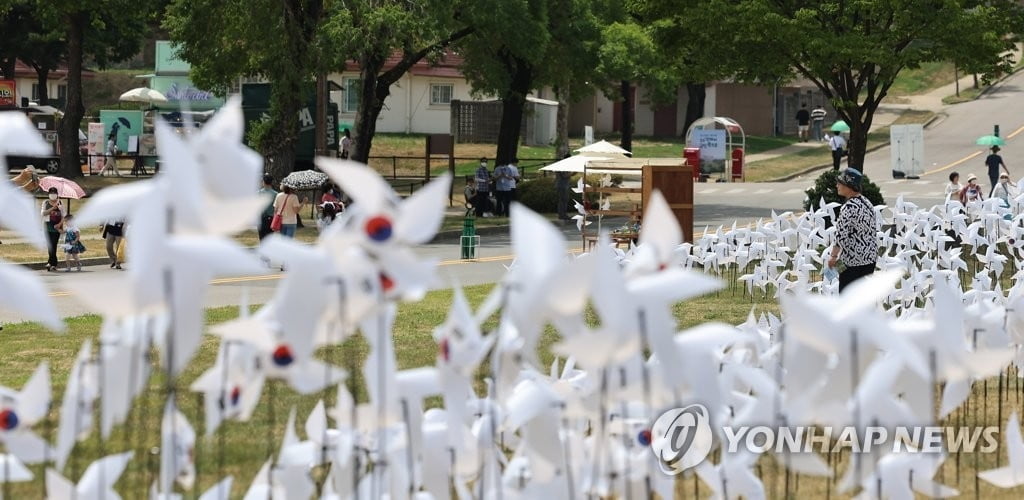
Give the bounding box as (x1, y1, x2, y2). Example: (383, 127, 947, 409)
(429, 224, 513, 243)
(22, 257, 113, 271)
(945, 63, 1023, 103)
(14, 225, 523, 269)
(763, 112, 944, 183)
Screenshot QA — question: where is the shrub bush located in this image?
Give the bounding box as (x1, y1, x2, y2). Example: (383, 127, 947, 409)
(802, 169, 885, 214)
(517, 176, 559, 213)
(517, 175, 598, 214)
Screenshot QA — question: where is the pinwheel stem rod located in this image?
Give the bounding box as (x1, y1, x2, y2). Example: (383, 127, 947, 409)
(560, 410, 577, 499)
(850, 329, 862, 485)
(636, 309, 655, 494)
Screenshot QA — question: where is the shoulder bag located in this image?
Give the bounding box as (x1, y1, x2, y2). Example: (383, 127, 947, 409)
(270, 195, 291, 232)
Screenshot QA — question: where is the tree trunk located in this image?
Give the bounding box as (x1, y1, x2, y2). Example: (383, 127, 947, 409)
(619, 80, 633, 153)
(35, 67, 50, 104)
(350, 56, 386, 164)
(495, 56, 533, 166)
(0, 57, 14, 80)
(683, 82, 706, 137)
(263, 80, 303, 181)
(57, 14, 84, 179)
(838, 105, 874, 171)
(554, 86, 570, 159)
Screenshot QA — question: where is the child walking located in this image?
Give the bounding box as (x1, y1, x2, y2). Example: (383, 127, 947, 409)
(63, 214, 86, 272)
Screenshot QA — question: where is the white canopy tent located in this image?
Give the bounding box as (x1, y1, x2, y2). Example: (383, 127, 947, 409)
(575, 139, 631, 156)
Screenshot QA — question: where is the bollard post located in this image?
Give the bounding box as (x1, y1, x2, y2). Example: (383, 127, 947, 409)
(460, 217, 477, 259)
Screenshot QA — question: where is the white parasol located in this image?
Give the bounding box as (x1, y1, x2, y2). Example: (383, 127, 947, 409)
(119, 87, 169, 104)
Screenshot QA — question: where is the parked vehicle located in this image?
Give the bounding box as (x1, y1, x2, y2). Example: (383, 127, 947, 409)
(3, 105, 86, 173)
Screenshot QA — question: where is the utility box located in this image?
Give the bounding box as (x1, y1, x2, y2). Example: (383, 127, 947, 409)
(731, 148, 745, 181)
(684, 147, 701, 180)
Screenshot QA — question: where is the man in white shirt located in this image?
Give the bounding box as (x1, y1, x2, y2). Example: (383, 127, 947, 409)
(827, 132, 846, 171)
(493, 158, 521, 217)
(810, 105, 827, 141)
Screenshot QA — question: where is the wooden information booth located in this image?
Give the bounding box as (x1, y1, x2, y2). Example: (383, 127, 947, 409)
(581, 158, 693, 249)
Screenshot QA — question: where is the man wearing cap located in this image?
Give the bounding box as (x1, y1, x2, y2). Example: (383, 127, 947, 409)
(985, 146, 1009, 197)
(828, 168, 879, 291)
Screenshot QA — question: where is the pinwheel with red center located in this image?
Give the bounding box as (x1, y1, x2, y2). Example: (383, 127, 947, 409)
(365, 215, 394, 242)
(272, 344, 296, 367)
(0, 362, 53, 465)
(637, 429, 652, 447)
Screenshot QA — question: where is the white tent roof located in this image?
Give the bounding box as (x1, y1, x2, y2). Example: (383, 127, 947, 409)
(575, 140, 631, 156)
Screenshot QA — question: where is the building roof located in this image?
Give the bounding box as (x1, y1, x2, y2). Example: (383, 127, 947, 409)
(345, 51, 467, 78)
(13, 59, 97, 80)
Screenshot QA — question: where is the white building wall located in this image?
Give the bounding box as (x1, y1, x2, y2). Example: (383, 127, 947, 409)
(329, 72, 486, 134)
(594, 90, 615, 132)
(13, 78, 64, 105)
(634, 89, 655, 136)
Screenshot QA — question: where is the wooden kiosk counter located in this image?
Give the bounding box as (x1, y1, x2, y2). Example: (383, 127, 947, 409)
(572, 157, 694, 249)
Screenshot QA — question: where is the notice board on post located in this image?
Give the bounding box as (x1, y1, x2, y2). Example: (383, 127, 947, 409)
(642, 164, 694, 243)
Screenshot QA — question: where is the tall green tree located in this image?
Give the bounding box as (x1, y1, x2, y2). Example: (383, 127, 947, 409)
(696, 0, 1022, 169)
(0, 1, 36, 80)
(165, 0, 331, 181)
(595, 21, 661, 151)
(36, 0, 153, 178)
(326, 1, 474, 163)
(459, 0, 601, 165)
(632, 0, 739, 135)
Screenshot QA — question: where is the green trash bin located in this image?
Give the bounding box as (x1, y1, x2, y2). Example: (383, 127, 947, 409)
(460, 217, 477, 259)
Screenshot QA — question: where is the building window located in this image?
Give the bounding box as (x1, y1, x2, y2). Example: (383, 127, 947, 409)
(57, 85, 67, 101)
(343, 77, 360, 113)
(31, 84, 40, 101)
(430, 83, 453, 106)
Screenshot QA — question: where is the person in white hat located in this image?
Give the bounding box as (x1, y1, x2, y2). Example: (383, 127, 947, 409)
(959, 173, 984, 205)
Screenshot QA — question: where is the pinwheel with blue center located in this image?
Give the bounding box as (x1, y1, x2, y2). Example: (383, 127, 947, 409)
(0, 362, 52, 465)
(209, 307, 346, 397)
(46, 451, 133, 500)
(317, 158, 451, 301)
(189, 336, 263, 436)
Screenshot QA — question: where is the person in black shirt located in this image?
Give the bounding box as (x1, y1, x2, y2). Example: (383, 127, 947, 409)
(985, 146, 1009, 196)
(795, 104, 811, 142)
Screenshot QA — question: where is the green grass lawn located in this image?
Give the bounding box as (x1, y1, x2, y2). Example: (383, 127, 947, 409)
(0, 281, 779, 497)
(887, 61, 957, 96)
(3, 271, 1023, 497)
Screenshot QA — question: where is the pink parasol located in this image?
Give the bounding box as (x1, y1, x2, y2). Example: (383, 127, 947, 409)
(38, 176, 86, 199)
